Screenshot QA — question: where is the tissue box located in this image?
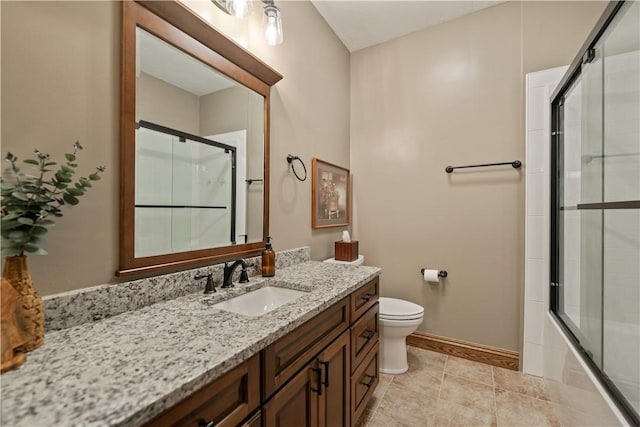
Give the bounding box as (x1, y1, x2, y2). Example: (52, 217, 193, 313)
(335, 241, 359, 262)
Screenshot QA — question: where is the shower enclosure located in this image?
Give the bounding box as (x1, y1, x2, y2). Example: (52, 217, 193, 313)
(551, 1, 639, 423)
(135, 121, 237, 258)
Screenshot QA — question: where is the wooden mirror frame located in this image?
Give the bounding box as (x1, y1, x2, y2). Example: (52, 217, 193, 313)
(119, 1, 282, 276)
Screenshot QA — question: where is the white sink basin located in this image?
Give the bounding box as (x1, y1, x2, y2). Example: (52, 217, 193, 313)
(212, 286, 308, 317)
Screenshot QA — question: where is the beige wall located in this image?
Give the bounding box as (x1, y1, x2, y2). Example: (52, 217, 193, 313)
(350, 1, 605, 351)
(137, 72, 200, 135)
(1, 1, 120, 296)
(1, 0, 350, 295)
(200, 86, 265, 241)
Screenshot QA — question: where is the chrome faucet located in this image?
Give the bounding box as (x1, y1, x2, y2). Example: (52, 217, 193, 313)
(195, 272, 216, 294)
(222, 259, 251, 288)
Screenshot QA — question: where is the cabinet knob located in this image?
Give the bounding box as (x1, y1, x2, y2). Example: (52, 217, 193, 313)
(361, 374, 376, 388)
(360, 293, 374, 302)
(362, 330, 375, 340)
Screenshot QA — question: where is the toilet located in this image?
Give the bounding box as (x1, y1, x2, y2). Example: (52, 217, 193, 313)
(323, 256, 423, 374)
(379, 297, 424, 374)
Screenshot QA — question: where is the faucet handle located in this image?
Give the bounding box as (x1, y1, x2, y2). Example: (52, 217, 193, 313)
(195, 273, 216, 294)
(239, 269, 249, 283)
(239, 262, 255, 284)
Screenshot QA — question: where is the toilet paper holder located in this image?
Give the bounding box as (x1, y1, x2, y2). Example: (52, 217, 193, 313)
(420, 268, 448, 278)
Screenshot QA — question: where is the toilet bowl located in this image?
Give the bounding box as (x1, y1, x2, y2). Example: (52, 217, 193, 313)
(379, 297, 424, 374)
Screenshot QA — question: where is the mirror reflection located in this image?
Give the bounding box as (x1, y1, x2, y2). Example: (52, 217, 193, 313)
(135, 27, 265, 257)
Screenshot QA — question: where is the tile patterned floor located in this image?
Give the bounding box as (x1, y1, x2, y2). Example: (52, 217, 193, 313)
(357, 347, 562, 427)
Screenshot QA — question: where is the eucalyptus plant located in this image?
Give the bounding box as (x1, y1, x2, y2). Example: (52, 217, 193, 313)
(1, 142, 105, 256)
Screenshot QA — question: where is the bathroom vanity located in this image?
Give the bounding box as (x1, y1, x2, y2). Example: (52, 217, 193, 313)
(0, 258, 381, 427)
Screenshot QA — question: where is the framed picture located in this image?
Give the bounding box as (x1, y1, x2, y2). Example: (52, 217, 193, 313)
(312, 158, 350, 228)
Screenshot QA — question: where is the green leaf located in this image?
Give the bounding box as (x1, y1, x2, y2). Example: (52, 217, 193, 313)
(68, 163, 78, 168)
(62, 193, 79, 206)
(65, 153, 76, 162)
(66, 188, 84, 197)
(28, 235, 46, 244)
(11, 191, 28, 201)
(55, 172, 72, 183)
(1, 246, 23, 257)
(89, 173, 101, 181)
(24, 245, 47, 255)
(0, 219, 21, 230)
(8, 229, 28, 242)
(44, 162, 57, 167)
(17, 217, 34, 225)
(30, 226, 49, 236)
(61, 165, 73, 174)
(23, 159, 39, 165)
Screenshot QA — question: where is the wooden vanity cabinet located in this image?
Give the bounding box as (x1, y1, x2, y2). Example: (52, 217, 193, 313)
(263, 331, 350, 427)
(262, 297, 350, 400)
(143, 277, 380, 427)
(263, 277, 380, 427)
(144, 354, 260, 427)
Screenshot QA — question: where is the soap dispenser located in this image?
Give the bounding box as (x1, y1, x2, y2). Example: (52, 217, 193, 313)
(261, 236, 276, 277)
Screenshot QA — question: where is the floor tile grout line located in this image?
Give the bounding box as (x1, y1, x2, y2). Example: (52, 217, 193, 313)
(494, 385, 554, 404)
(436, 355, 447, 404)
(443, 371, 495, 388)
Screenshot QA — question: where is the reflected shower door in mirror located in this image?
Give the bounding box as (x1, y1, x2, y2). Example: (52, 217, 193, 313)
(135, 122, 236, 257)
(120, 1, 282, 275)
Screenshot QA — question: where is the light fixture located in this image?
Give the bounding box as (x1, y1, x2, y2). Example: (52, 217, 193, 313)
(227, 0, 253, 19)
(263, 2, 283, 46)
(211, 0, 283, 46)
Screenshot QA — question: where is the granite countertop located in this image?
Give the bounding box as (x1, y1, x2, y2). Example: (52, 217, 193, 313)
(1, 261, 381, 427)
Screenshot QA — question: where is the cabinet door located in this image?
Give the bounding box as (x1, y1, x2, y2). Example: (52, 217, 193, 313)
(318, 331, 350, 427)
(263, 361, 319, 427)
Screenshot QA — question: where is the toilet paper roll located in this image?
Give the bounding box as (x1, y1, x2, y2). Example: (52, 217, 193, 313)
(423, 269, 440, 282)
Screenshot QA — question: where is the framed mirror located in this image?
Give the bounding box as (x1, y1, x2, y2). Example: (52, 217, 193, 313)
(119, 1, 282, 275)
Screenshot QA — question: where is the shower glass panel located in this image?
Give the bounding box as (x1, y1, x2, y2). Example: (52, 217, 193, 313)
(135, 124, 234, 257)
(551, 1, 639, 423)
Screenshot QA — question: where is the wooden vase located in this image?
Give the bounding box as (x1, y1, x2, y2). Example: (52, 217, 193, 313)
(2, 255, 44, 352)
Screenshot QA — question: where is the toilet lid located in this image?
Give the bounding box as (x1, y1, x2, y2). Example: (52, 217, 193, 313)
(379, 297, 424, 319)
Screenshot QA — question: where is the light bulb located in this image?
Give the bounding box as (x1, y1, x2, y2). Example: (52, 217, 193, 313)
(263, 5, 283, 46)
(227, 0, 253, 19)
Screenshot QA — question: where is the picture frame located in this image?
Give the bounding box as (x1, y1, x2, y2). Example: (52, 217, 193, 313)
(312, 158, 350, 228)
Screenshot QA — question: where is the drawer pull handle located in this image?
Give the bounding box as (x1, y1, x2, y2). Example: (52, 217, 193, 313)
(311, 367, 323, 395)
(361, 374, 376, 388)
(362, 330, 375, 340)
(198, 419, 215, 427)
(320, 361, 330, 388)
(360, 293, 375, 302)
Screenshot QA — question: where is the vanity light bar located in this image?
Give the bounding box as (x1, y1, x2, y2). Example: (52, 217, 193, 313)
(210, 0, 283, 46)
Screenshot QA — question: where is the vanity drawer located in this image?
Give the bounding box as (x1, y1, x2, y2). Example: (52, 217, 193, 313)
(145, 354, 260, 427)
(350, 277, 379, 321)
(262, 297, 349, 400)
(350, 303, 379, 373)
(350, 343, 379, 423)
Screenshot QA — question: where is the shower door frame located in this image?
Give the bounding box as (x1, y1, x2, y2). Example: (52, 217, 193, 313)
(550, 1, 638, 424)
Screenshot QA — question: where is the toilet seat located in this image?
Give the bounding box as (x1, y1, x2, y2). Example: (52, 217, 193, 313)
(379, 297, 424, 321)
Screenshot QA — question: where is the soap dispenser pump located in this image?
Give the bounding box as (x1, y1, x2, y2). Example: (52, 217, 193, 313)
(261, 236, 275, 277)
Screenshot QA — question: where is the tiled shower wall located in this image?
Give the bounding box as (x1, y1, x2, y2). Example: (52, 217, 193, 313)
(524, 67, 627, 426)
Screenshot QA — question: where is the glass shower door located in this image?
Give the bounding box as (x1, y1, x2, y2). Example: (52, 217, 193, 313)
(551, 1, 639, 422)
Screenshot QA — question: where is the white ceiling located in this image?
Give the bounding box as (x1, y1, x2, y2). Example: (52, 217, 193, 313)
(137, 27, 236, 96)
(310, 1, 505, 52)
